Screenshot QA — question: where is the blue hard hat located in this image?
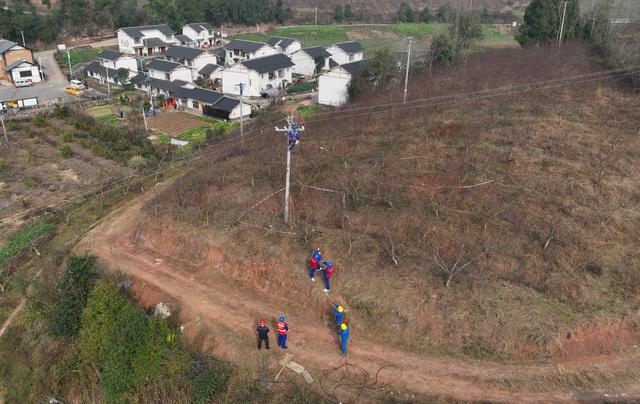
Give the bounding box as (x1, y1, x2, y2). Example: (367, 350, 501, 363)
(325, 261, 333, 267)
(279, 316, 285, 322)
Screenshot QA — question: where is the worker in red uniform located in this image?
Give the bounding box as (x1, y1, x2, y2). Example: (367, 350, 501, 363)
(277, 316, 289, 349)
(321, 261, 334, 292)
(309, 248, 322, 281)
(256, 319, 270, 350)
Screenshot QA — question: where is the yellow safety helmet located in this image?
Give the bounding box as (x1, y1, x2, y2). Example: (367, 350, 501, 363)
(337, 305, 344, 313)
(341, 323, 347, 330)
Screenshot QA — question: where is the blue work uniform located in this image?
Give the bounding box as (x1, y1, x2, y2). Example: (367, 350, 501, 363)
(338, 326, 350, 355)
(309, 249, 322, 279)
(334, 306, 345, 326)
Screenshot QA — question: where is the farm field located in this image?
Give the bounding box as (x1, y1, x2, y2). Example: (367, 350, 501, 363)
(234, 23, 515, 54)
(54, 47, 102, 68)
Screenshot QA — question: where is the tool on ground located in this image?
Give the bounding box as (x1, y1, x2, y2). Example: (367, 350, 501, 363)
(275, 353, 314, 384)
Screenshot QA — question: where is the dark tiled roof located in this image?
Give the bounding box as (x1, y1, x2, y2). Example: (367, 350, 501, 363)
(146, 58, 183, 72)
(267, 37, 297, 49)
(118, 24, 175, 39)
(241, 53, 294, 74)
(98, 49, 124, 61)
(85, 61, 118, 78)
(143, 37, 169, 47)
(303, 47, 331, 59)
(225, 39, 268, 53)
(189, 87, 224, 104)
(175, 34, 193, 43)
(199, 63, 220, 76)
(165, 45, 205, 60)
(332, 41, 363, 54)
(329, 58, 338, 68)
(186, 22, 214, 33)
(340, 60, 364, 76)
(0, 39, 19, 54)
(215, 48, 226, 59)
(4, 59, 32, 72)
(212, 96, 240, 112)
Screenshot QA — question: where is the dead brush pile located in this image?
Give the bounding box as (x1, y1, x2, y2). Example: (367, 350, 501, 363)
(137, 43, 640, 360)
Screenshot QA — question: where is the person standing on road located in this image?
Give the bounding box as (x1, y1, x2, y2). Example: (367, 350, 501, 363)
(257, 319, 270, 350)
(334, 305, 345, 327)
(277, 316, 289, 349)
(338, 323, 350, 355)
(309, 248, 322, 282)
(321, 261, 334, 292)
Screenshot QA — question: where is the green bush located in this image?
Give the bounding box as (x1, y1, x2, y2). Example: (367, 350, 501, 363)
(59, 144, 73, 158)
(205, 126, 225, 141)
(48, 254, 97, 338)
(61, 131, 74, 142)
(53, 105, 71, 119)
(0, 223, 55, 266)
(286, 81, 317, 94)
(31, 114, 47, 127)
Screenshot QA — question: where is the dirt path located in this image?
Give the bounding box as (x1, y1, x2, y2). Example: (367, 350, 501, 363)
(76, 184, 640, 403)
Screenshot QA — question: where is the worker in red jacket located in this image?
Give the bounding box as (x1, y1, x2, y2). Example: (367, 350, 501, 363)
(309, 248, 322, 281)
(276, 316, 289, 349)
(321, 261, 334, 292)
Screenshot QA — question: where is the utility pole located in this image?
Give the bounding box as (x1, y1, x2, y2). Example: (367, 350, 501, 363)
(1, 114, 7, 144)
(275, 116, 304, 224)
(66, 50, 73, 79)
(403, 37, 413, 104)
(236, 82, 245, 150)
(558, 1, 568, 46)
(105, 65, 110, 97)
(626, 0, 632, 22)
(20, 31, 25, 47)
(142, 106, 148, 131)
(37, 56, 43, 81)
(315, 6, 318, 25)
(590, 0, 597, 38)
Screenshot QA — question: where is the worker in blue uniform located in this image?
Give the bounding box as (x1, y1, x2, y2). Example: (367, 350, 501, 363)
(338, 323, 350, 355)
(334, 305, 345, 327)
(288, 124, 300, 150)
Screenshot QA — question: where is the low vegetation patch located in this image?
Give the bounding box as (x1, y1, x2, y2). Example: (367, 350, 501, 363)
(0, 223, 55, 267)
(287, 81, 317, 94)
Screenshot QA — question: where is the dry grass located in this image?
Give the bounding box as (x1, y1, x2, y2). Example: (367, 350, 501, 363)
(134, 43, 640, 360)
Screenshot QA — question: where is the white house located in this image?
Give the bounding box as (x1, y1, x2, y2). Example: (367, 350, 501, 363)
(318, 60, 363, 107)
(223, 39, 277, 66)
(4, 59, 41, 85)
(291, 47, 332, 76)
(326, 42, 363, 65)
(146, 59, 193, 83)
(199, 63, 223, 83)
(116, 24, 177, 56)
(175, 34, 197, 47)
(97, 50, 138, 73)
(182, 22, 220, 47)
(222, 53, 294, 98)
(267, 37, 302, 55)
(164, 46, 217, 80)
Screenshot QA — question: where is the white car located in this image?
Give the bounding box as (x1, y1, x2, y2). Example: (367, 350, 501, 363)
(70, 79, 85, 90)
(14, 78, 32, 88)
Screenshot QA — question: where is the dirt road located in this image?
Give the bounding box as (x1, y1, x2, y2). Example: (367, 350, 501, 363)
(76, 184, 640, 403)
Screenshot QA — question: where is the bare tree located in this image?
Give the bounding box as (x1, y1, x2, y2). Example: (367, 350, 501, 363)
(433, 245, 471, 288)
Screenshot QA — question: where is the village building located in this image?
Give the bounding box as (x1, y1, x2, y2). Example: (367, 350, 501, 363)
(267, 37, 302, 55)
(0, 39, 38, 84)
(116, 24, 177, 56)
(223, 39, 277, 66)
(318, 60, 363, 106)
(291, 47, 332, 76)
(164, 46, 217, 80)
(182, 22, 222, 48)
(325, 41, 364, 65)
(222, 53, 294, 98)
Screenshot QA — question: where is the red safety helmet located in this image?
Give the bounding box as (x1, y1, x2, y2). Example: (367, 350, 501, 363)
(259, 319, 266, 326)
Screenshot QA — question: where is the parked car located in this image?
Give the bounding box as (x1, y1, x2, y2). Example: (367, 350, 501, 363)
(70, 79, 85, 90)
(14, 78, 32, 88)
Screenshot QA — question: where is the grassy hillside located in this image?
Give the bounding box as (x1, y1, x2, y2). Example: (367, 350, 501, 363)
(136, 43, 640, 361)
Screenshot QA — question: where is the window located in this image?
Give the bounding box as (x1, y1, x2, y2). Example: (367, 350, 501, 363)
(165, 73, 171, 80)
(349, 54, 354, 62)
(192, 101, 199, 109)
(19, 70, 32, 78)
(278, 69, 285, 78)
(269, 72, 275, 80)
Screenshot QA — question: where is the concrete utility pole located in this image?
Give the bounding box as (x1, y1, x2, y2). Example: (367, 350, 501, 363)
(626, 0, 632, 22)
(105, 65, 110, 96)
(66, 50, 73, 79)
(403, 37, 413, 104)
(591, 0, 597, 38)
(236, 82, 245, 150)
(142, 106, 148, 131)
(20, 31, 25, 47)
(558, 1, 568, 46)
(37, 56, 43, 81)
(275, 116, 305, 224)
(1, 114, 7, 144)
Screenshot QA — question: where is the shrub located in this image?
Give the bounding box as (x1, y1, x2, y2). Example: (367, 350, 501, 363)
(128, 155, 147, 170)
(48, 254, 97, 338)
(0, 223, 55, 266)
(286, 81, 317, 94)
(53, 105, 71, 119)
(205, 126, 225, 141)
(31, 114, 47, 127)
(61, 131, 74, 142)
(59, 144, 73, 158)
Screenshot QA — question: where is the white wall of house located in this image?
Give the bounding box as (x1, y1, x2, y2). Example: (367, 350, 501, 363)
(149, 66, 193, 83)
(117, 28, 176, 55)
(100, 56, 138, 72)
(10, 63, 41, 83)
(291, 51, 329, 76)
(318, 68, 353, 106)
(192, 53, 217, 72)
(225, 45, 277, 66)
(117, 31, 137, 54)
(280, 42, 302, 55)
(183, 26, 216, 46)
(229, 102, 252, 120)
(325, 46, 363, 65)
(222, 64, 292, 97)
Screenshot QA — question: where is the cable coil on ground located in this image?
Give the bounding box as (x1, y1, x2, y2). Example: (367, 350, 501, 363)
(320, 359, 403, 403)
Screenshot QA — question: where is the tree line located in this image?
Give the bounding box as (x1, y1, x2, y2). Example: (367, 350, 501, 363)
(0, 0, 293, 45)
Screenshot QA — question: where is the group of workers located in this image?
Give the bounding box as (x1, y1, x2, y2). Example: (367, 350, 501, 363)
(255, 248, 350, 356)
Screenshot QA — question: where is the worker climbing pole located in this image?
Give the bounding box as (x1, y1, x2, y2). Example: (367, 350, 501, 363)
(275, 116, 304, 224)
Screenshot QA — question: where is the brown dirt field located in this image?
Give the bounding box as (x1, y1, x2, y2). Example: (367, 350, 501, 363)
(148, 111, 206, 137)
(76, 185, 640, 403)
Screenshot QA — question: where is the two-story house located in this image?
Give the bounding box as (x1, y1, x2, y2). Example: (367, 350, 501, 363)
(175, 34, 197, 48)
(146, 58, 193, 83)
(0, 39, 37, 83)
(291, 47, 332, 76)
(326, 41, 364, 65)
(222, 53, 294, 98)
(318, 60, 364, 106)
(164, 46, 217, 80)
(182, 22, 219, 47)
(85, 50, 139, 84)
(267, 37, 302, 55)
(223, 39, 277, 66)
(116, 24, 177, 56)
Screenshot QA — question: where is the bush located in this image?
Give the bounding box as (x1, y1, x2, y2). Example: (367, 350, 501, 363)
(0, 223, 55, 266)
(286, 81, 316, 94)
(53, 105, 71, 119)
(31, 114, 47, 127)
(59, 144, 73, 158)
(48, 254, 97, 338)
(61, 131, 74, 142)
